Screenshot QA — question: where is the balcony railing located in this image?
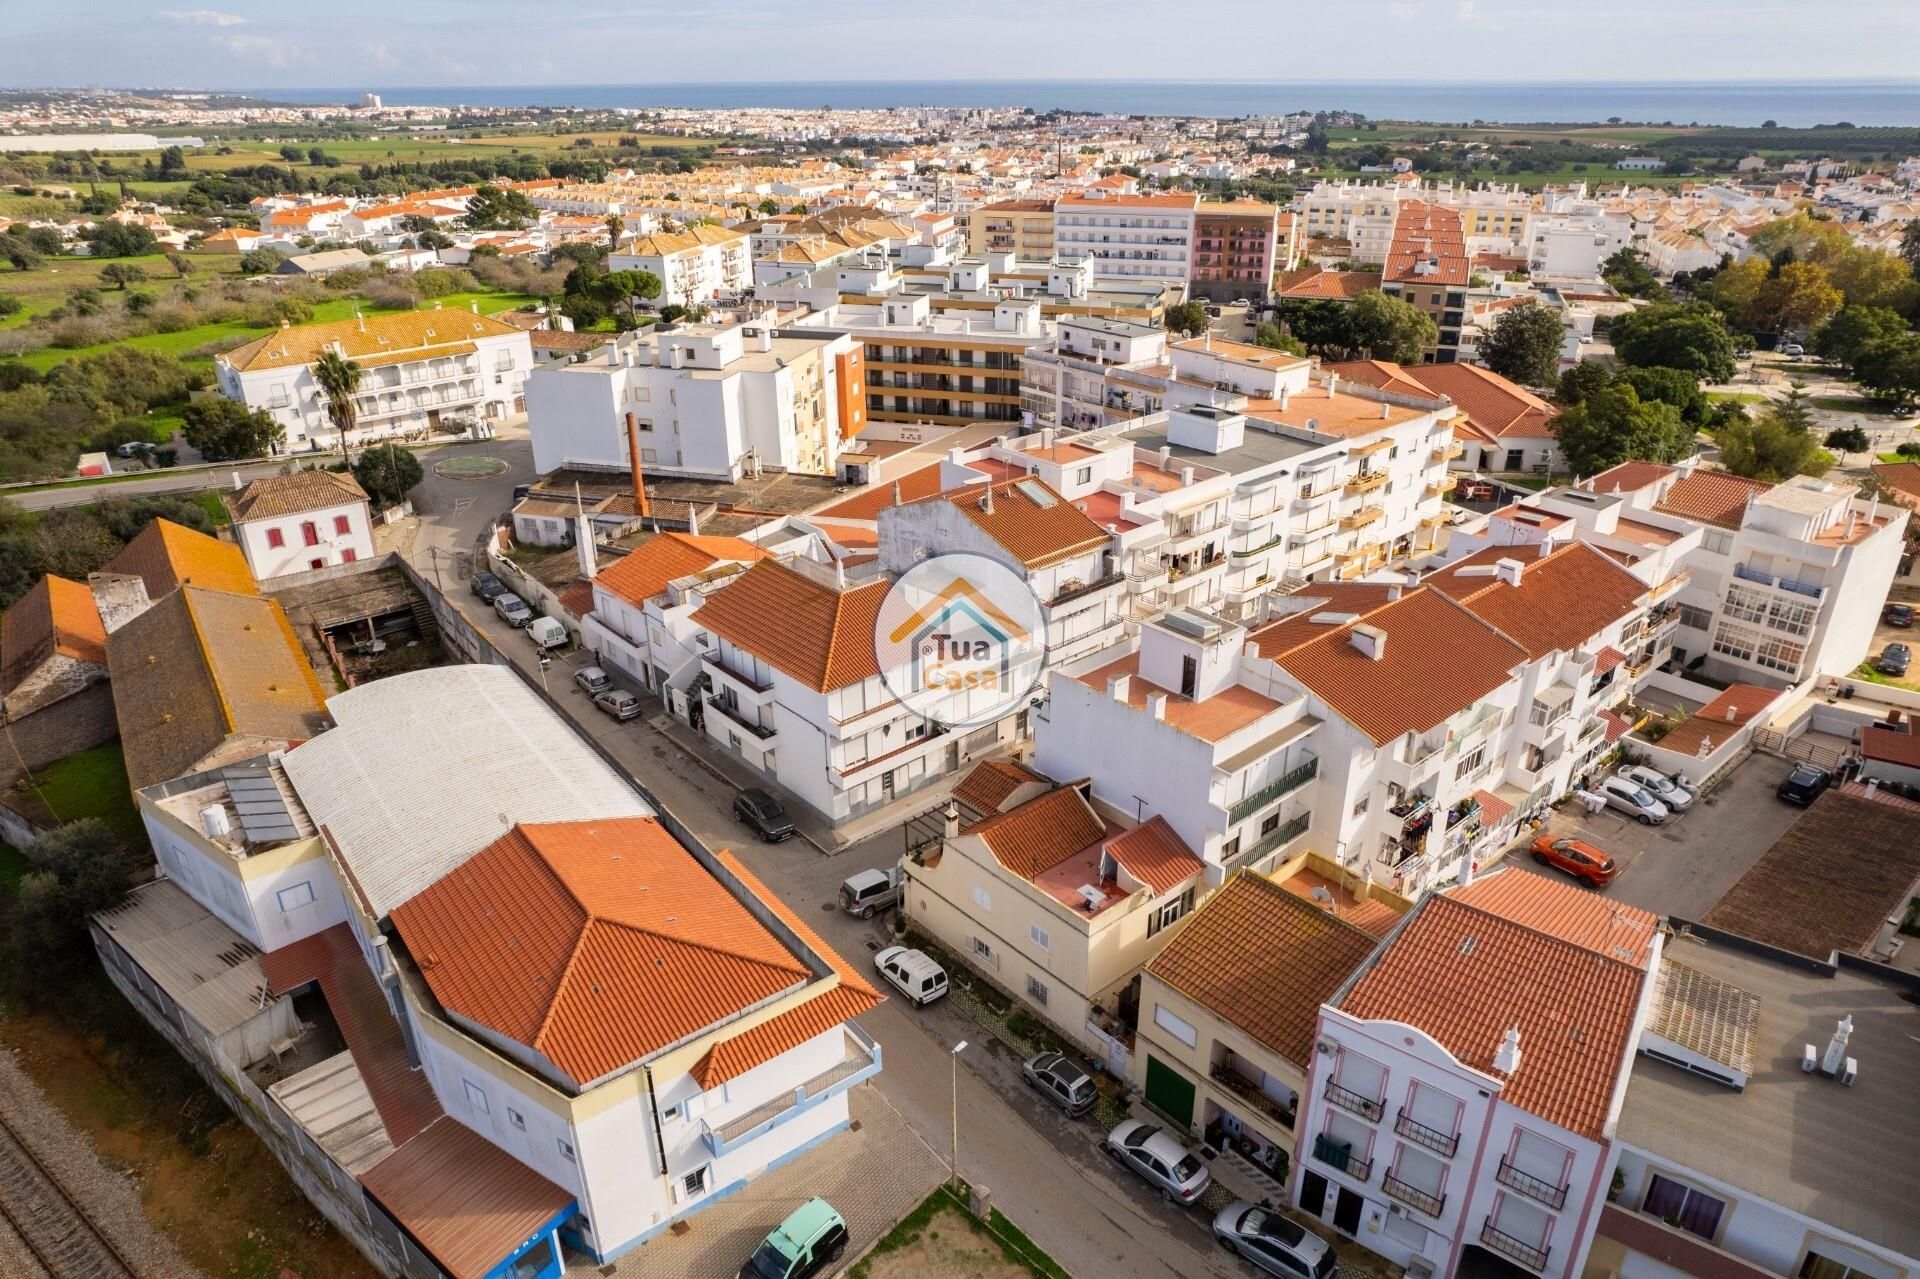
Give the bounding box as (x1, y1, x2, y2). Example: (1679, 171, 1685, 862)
(1426, 477, 1458, 499)
(1480, 1219, 1552, 1272)
(1495, 1157, 1570, 1211)
(1210, 1062, 1296, 1130)
(1228, 756, 1319, 825)
(1242, 811, 1311, 863)
(1384, 1173, 1447, 1217)
(1345, 470, 1390, 495)
(1313, 1134, 1372, 1183)
(1323, 1081, 1383, 1123)
(1232, 533, 1286, 559)
(1393, 1108, 1461, 1158)
(706, 696, 776, 740)
(704, 652, 774, 694)
(703, 1025, 881, 1156)
(1339, 506, 1384, 531)
(1048, 572, 1124, 608)
(1433, 442, 1466, 462)
(1731, 562, 1825, 600)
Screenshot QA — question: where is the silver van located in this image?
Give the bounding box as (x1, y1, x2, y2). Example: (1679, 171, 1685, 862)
(838, 867, 902, 918)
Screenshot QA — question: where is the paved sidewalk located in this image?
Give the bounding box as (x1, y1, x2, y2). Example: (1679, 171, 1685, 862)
(572, 1086, 944, 1279)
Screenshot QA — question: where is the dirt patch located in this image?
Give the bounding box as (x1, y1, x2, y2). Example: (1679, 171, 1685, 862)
(858, 1208, 1033, 1279)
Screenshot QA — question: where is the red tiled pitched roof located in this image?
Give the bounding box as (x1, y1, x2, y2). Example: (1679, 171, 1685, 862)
(1424, 542, 1648, 659)
(1447, 868, 1659, 967)
(1586, 460, 1677, 495)
(1860, 724, 1920, 768)
(1103, 817, 1204, 896)
(390, 818, 810, 1084)
(102, 518, 257, 600)
(689, 984, 879, 1090)
(952, 758, 1047, 816)
(691, 559, 888, 693)
(1404, 362, 1560, 436)
(968, 785, 1110, 881)
(1654, 470, 1773, 530)
(1275, 268, 1378, 301)
(593, 532, 770, 608)
(1340, 891, 1648, 1140)
(1, 574, 107, 696)
(936, 478, 1110, 569)
(1868, 460, 1920, 505)
(811, 462, 946, 521)
(1658, 683, 1781, 757)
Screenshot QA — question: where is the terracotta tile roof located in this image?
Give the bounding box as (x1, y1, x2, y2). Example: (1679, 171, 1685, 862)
(106, 585, 331, 790)
(1861, 724, 1920, 768)
(1599, 708, 1632, 743)
(689, 983, 879, 1090)
(1593, 645, 1626, 675)
(1247, 585, 1400, 655)
(1384, 202, 1468, 287)
(1654, 470, 1773, 530)
(715, 851, 881, 1003)
(222, 469, 369, 523)
(391, 817, 811, 1085)
(952, 758, 1047, 816)
(1658, 683, 1780, 757)
(1072, 652, 1282, 743)
(968, 785, 1110, 881)
(940, 478, 1110, 569)
(1447, 868, 1659, 967)
(811, 462, 945, 522)
(593, 532, 770, 608)
(1868, 460, 1920, 505)
(1, 574, 107, 697)
(1705, 789, 1920, 959)
(1253, 589, 1526, 746)
(222, 309, 525, 373)
(691, 560, 887, 693)
(359, 1117, 573, 1279)
(1103, 817, 1204, 896)
(1323, 359, 1436, 398)
(1399, 362, 1560, 436)
(1587, 460, 1677, 495)
(1424, 542, 1648, 659)
(103, 518, 257, 600)
(1147, 872, 1378, 1069)
(1340, 892, 1647, 1140)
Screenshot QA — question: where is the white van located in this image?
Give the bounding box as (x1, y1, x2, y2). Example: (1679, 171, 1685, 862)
(873, 946, 948, 1006)
(526, 616, 568, 651)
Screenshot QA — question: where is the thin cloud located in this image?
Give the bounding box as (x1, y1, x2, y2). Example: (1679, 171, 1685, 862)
(160, 9, 249, 25)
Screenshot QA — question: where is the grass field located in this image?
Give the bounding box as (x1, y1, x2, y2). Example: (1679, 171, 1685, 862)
(10, 745, 142, 841)
(0, 251, 248, 322)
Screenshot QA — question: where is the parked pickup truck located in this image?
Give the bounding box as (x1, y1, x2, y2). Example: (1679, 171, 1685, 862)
(838, 866, 903, 918)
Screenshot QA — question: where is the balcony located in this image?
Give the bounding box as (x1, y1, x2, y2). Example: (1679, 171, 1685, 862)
(1433, 442, 1466, 462)
(1495, 1157, 1570, 1211)
(1384, 1173, 1447, 1218)
(1313, 1134, 1372, 1183)
(1345, 470, 1390, 495)
(1048, 572, 1124, 608)
(1228, 755, 1319, 825)
(1232, 533, 1286, 559)
(1731, 562, 1825, 600)
(1323, 1081, 1384, 1123)
(1480, 1219, 1552, 1272)
(702, 1025, 881, 1156)
(706, 695, 777, 741)
(703, 652, 774, 697)
(1210, 1061, 1296, 1131)
(1648, 571, 1691, 601)
(1241, 810, 1311, 863)
(1339, 506, 1384, 532)
(1425, 477, 1458, 499)
(1393, 1108, 1461, 1158)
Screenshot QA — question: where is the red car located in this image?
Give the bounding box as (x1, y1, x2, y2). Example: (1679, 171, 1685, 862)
(1529, 835, 1617, 887)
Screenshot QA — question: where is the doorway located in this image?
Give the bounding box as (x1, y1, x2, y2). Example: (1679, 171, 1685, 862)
(1334, 1186, 1364, 1236)
(1300, 1169, 1329, 1217)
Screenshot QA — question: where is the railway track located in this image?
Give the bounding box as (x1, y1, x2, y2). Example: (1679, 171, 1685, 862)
(0, 1111, 137, 1279)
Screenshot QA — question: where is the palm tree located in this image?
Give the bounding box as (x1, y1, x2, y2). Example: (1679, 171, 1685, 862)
(606, 213, 624, 251)
(313, 351, 364, 465)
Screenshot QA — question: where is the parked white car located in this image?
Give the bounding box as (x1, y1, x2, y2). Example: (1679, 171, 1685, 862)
(1614, 765, 1693, 812)
(1598, 776, 1671, 825)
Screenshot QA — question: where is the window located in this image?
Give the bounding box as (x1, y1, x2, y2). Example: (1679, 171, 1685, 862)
(681, 1166, 709, 1198)
(1352, 794, 1370, 818)
(1700, 530, 1734, 556)
(1676, 603, 1713, 631)
(661, 1102, 684, 1123)
(1147, 886, 1197, 936)
(1026, 975, 1049, 1005)
(463, 1080, 490, 1115)
(968, 936, 996, 963)
(275, 881, 315, 912)
(557, 1137, 577, 1162)
(971, 884, 993, 912)
(1641, 1174, 1726, 1241)
(1154, 1004, 1199, 1048)
(1027, 922, 1051, 951)
(1800, 1248, 1891, 1279)
(507, 1107, 526, 1131)
(1260, 811, 1281, 836)
(1457, 745, 1487, 778)
(333, 514, 352, 535)
(342, 548, 357, 563)
(1075, 466, 1093, 485)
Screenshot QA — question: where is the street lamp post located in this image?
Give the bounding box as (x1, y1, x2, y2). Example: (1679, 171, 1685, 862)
(950, 1040, 968, 1188)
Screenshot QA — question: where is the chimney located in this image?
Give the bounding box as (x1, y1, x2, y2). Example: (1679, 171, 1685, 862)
(1493, 1026, 1522, 1075)
(1494, 557, 1526, 586)
(1106, 672, 1131, 702)
(355, 307, 365, 332)
(687, 503, 699, 535)
(624, 412, 651, 519)
(1380, 400, 1391, 419)
(891, 479, 903, 506)
(943, 802, 961, 840)
(1387, 582, 1403, 602)
(1146, 691, 1168, 721)
(834, 557, 846, 588)
(575, 513, 599, 579)
(1349, 622, 1388, 661)
(1158, 444, 1173, 468)
(1179, 466, 1196, 487)
(231, 471, 243, 491)
(1819, 1015, 1854, 1078)
(1278, 387, 1290, 411)
(470, 299, 479, 314)
(757, 327, 773, 353)
(669, 344, 686, 369)
(982, 485, 995, 515)
(1327, 373, 1340, 398)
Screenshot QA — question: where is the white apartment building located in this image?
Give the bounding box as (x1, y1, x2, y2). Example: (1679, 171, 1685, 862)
(1297, 871, 1662, 1279)
(1020, 314, 1170, 429)
(215, 307, 534, 449)
(1528, 213, 1634, 278)
(1296, 181, 1536, 263)
(524, 318, 865, 480)
(1515, 462, 1909, 689)
(609, 225, 752, 308)
(1053, 192, 1199, 283)
(579, 531, 774, 697)
(221, 469, 376, 581)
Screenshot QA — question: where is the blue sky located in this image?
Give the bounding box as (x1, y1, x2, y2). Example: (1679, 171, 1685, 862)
(8, 1, 1920, 89)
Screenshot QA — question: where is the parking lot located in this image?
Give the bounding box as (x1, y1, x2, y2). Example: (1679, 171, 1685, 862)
(1506, 751, 1807, 919)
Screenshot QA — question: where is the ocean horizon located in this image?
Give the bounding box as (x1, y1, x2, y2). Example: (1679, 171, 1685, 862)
(236, 79, 1920, 128)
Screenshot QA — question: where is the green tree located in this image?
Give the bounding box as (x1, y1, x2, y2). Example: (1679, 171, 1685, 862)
(1558, 361, 1614, 406)
(93, 494, 216, 540)
(1718, 397, 1832, 482)
(1811, 305, 1910, 371)
(352, 443, 425, 508)
(98, 261, 145, 290)
(164, 251, 192, 278)
(605, 213, 625, 249)
(1346, 289, 1437, 363)
(158, 145, 187, 179)
(1753, 260, 1843, 335)
(181, 396, 285, 461)
(0, 295, 20, 319)
(1476, 300, 1564, 386)
(758, 198, 780, 215)
(32, 508, 120, 579)
(463, 183, 538, 231)
(1823, 426, 1870, 453)
(1553, 383, 1693, 475)
(1163, 300, 1210, 337)
(1901, 221, 1920, 274)
(1705, 255, 1769, 328)
(8, 820, 142, 976)
(279, 145, 306, 163)
(238, 247, 285, 276)
(1253, 322, 1305, 356)
(313, 350, 364, 462)
(1854, 333, 1920, 410)
(1601, 248, 1665, 300)
(0, 236, 44, 271)
(590, 268, 663, 324)
(1614, 366, 1709, 423)
(1610, 303, 1738, 383)
(81, 221, 158, 258)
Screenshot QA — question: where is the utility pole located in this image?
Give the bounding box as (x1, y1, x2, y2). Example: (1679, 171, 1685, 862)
(950, 1039, 968, 1187)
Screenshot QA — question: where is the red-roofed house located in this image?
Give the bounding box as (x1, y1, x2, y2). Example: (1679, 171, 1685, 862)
(903, 764, 1206, 1054)
(580, 531, 772, 694)
(1296, 871, 1660, 1279)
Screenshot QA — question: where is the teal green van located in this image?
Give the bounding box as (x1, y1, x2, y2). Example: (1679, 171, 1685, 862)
(740, 1197, 849, 1279)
